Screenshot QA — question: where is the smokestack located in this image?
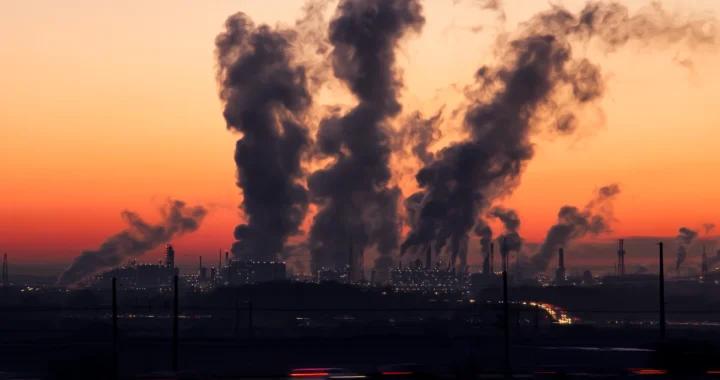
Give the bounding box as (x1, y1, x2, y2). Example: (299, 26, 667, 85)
(617, 239, 626, 276)
(218, 249, 222, 271)
(482, 246, 490, 276)
(425, 245, 432, 270)
(555, 248, 566, 283)
(348, 243, 353, 283)
(702, 244, 709, 279)
(360, 249, 365, 282)
(225, 250, 229, 266)
(165, 244, 175, 269)
(490, 243, 495, 274)
(2, 253, 7, 287)
(199, 256, 202, 271)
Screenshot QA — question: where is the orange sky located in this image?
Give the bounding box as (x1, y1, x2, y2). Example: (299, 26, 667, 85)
(1, 0, 720, 266)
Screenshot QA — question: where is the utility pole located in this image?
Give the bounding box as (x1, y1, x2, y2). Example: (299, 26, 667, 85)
(247, 301, 253, 338)
(502, 238, 511, 379)
(172, 275, 179, 372)
(658, 242, 666, 339)
(112, 277, 118, 380)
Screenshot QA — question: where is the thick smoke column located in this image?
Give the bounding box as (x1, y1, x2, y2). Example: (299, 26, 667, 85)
(489, 206, 523, 254)
(703, 223, 716, 234)
(308, 0, 425, 274)
(675, 227, 698, 270)
(530, 184, 621, 273)
(57, 200, 207, 286)
(400, 1, 716, 268)
(474, 220, 493, 254)
(215, 13, 313, 261)
(403, 109, 444, 165)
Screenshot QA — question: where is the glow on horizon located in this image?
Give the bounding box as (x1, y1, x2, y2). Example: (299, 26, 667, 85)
(1, 0, 720, 266)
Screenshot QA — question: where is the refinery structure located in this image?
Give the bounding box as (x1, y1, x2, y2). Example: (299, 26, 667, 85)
(75, 237, 720, 292)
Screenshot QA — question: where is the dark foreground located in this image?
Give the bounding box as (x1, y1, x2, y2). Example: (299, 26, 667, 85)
(1, 328, 720, 379)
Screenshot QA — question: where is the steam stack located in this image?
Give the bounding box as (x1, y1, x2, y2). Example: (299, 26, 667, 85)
(348, 243, 354, 283)
(225, 250, 229, 266)
(555, 248, 566, 283)
(165, 244, 175, 269)
(199, 256, 207, 283)
(482, 246, 490, 276)
(425, 245, 432, 270)
(490, 242, 495, 274)
(617, 239, 626, 276)
(702, 244, 708, 279)
(2, 253, 7, 287)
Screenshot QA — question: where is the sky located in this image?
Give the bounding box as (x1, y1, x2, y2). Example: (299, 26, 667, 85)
(1, 0, 720, 270)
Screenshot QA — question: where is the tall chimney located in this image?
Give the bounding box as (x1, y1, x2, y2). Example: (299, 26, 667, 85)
(425, 245, 432, 270)
(482, 245, 490, 276)
(702, 244, 708, 279)
(555, 247, 566, 284)
(490, 242, 495, 274)
(199, 256, 202, 271)
(617, 239, 626, 276)
(348, 243, 354, 283)
(225, 250, 229, 265)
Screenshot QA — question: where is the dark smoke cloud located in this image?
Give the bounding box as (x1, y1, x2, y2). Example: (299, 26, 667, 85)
(308, 0, 425, 275)
(474, 219, 493, 255)
(489, 206, 523, 254)
(703, 223, 716, 234)
(530, 184, 621, 273)
(400, 0, 715, 270)
(57, 200, 207, 286)
(215, 12, 313, 262)
(675, 227, 698, 269)
(402, 108, 444, 165)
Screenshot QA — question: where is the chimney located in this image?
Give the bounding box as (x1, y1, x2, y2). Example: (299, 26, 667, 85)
(490, 242, 495, 274)
(199, 256, 202, 271)
(482, 245, 490, 276)
(702, 244, 708, 279)
(360, 249, 365, 281)
(555, 247, 566, 284)
(617, 239, 626, 276)
(348, 243, 354, 283)
(425, 245, 432, 270)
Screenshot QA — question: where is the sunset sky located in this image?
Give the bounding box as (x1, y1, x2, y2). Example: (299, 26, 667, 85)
(1, 0, 719, 270)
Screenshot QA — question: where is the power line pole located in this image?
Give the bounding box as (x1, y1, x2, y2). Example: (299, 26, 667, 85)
(502, 238, 511, 379)
(658, 242, 666, 339)
(112, 277, 118, 380)
(172, 275, 179, 372)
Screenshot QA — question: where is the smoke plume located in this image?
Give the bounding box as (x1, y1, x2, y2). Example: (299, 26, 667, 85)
(215, 12, 313, 261)
(703, 223, 716, 234)
(530, 184, 621, 273)
(489, 206, 523, 254)
(402, 108, 444, 165)
(400, 1, 715, 270)
(675, 227, 698, 269)
(308, 0, 425, 274)
(57, 200, 207, 286)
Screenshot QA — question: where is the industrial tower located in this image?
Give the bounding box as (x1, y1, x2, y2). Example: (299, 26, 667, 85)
(2, 253, 8, 287)
(617, 239, 626, 276)
(555, 248, 566, 283)
(165, 244, 175, 269)
(702, 244, 709, 279)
